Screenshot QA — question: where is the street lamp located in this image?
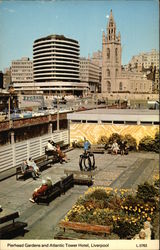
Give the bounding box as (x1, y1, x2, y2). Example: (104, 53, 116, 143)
(8, 86, 14, 128)
(57, 96, 59, 131)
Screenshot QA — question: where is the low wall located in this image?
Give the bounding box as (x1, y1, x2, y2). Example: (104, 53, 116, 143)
(0, 113, 68, 132)
(94, 93, 159, 101)
(70, 123, 159, 145)
(0, 129, 69, 173)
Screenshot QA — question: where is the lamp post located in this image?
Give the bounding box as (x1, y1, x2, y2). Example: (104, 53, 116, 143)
(8, 86, 14, 128)
(57, 96, 60, 131)
(134, 87, 137, 109)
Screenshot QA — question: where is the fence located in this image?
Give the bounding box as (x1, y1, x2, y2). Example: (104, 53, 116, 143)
(0, 129, 69, 173)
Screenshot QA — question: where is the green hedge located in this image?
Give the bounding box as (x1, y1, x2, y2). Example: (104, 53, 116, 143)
(139, 132, 159, 153)
(97, 132, 158, 152)
(97, 133, 137, 151)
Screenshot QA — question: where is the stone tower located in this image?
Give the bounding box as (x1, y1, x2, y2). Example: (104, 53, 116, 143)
(102, 10, 122, 92)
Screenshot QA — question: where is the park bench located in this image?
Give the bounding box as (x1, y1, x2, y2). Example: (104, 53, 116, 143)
(36, 180, 62, 205)
(89, 144, 105, 154)
(107, 146, 128, 155)
(59, 221, 111, 237)
(0, 211, 28, 239)
(45, 147, 60, 161)
(35, 175, 74, 205)
(45, 140, 66, 160)
(16, 155, 52, 180)
(61, 174, 74, 194)
(16, 164, 32, 181)
(64, 169, 97, 186)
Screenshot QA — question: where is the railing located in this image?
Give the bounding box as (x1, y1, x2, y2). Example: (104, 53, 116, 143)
(0, 129, 69, 173)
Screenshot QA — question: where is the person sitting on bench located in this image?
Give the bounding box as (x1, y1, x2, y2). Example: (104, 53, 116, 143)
(119, 140, 127, 156)
(56, 144, 68, 163)
(21, 160, 28, 173)
(46, 177, 53, 187)
(27, 157, 40, 177)
(29, 179, 50, 203)
(22, 159, 37, 180)
(111, 140, 119, 155)
(47, 140, 57, 154)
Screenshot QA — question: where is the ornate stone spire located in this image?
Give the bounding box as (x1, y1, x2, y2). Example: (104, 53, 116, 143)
(107, 10, 116, 42)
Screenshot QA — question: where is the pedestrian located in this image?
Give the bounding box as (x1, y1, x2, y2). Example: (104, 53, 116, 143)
(83, 137, 91, 153)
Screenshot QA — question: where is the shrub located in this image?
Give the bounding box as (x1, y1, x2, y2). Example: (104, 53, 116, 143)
(97, 135, 108, 145)
(123, 134, 137, 151)
(136, 182, 158, 202)
(108, 133, 123, 145)
(64, 184, 159, 239)
(154, 178, 159, 190)
(72, 139, 84, 148)
(86, 188, 111, 201)
(153, 131, 160, 153)
(138, 136, 155, 151)
(113, 217, 143, 239)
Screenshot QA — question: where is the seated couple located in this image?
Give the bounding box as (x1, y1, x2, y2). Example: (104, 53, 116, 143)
(47, 140, 68, 163)
(111, 140, 127, 155)
(22, 157, 41, 180)
(29, 177, 52, 203)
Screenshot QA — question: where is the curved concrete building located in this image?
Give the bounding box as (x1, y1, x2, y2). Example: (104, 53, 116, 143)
(33, 35, 80, 83)
(13, 35, 89, 95)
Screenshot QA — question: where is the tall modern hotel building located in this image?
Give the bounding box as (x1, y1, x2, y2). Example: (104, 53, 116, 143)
(13, 35, 88, 95)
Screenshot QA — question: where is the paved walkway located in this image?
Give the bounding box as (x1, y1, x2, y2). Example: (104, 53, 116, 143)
(0, 149, 159, 239)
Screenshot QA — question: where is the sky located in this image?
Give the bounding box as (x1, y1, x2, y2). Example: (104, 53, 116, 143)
(0, 0, 159, 71)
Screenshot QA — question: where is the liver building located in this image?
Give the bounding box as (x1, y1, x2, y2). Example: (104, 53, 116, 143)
(102, 10, 152, 94)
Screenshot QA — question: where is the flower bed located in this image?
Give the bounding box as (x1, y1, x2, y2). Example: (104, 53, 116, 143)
(62, 179, 159, 239)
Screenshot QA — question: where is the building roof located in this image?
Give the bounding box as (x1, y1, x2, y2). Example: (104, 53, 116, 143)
(34, 34, 78, 44)
(67, 109, 159, 124)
